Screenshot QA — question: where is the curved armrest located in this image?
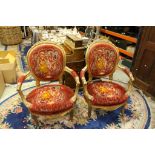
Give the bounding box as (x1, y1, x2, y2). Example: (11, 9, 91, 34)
(17, 72, 31, 108)
(118, 64, 134, 94)
(65, 66, 80, 103)
(80, 66, 87, 85)
(118, 64, 134, 81)
(17, 72, 30, 90)
(80, 66, 94, 101)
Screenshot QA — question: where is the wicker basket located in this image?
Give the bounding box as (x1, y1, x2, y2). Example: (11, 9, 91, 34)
(0, 27, 2, 41)
(0, 26, 22, 45)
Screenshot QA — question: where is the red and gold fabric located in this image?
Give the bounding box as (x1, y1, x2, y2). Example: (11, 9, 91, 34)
(27, 42, 65, 81)
(17, 74, 27, 85)
(17, 41, 80, 119)
(87, 81, 128, 106)
(26, 85, 74, 115)
(86, 42, 118, 77)
(81, 40, 134, 117)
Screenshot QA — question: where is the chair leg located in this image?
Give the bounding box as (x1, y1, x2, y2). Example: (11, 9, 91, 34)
(121, 103, 128, 119)
(70, 109, 74, 121)
(109, 73, 113, 81)
(88, 104, 92, 119)
(121, 106, 125, 116)
(31, 114, 39, 126)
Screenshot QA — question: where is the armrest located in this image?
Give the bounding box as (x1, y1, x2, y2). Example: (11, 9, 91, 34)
(17, 71, 31, 108)
(64, 66, 80, 103)
(118, 64, 134, 81)
(80, 66, 94, 101)
(80, 66, 87, 85)
(118, 64, 134, 94)
(17, 71, 31, 91)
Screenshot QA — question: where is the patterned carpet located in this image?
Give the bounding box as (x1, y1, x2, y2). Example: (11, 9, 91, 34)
(19, 47, 30, 72)
(0, 83, 151, 129)
(18, 40, 32, 72)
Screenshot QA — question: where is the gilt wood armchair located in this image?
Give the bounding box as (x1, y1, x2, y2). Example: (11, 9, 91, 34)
(17, 41, 80, 123)
(80, 40, 134, 118)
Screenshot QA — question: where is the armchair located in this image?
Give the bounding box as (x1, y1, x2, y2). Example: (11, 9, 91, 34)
(80, 40, 134, 118)
(17, 41, 80, 124)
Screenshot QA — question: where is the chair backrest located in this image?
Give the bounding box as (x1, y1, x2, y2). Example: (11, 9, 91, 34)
(86, 40, 119, 77)
(27, 41, 66, 81)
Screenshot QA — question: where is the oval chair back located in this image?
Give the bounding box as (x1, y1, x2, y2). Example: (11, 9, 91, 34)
(86, 40, 119, 79)
(27, 41, 66, 81)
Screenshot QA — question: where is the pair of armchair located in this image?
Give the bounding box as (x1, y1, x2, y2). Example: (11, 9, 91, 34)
(17, 40, 134, 124)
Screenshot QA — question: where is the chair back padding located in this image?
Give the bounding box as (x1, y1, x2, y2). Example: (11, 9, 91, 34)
(86, 41, 119, 77)
(27, 41, 66, 81)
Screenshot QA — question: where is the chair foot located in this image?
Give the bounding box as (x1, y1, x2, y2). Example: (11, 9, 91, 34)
(88, 105, 92, 119)
(31, 114, 39, 126)
(121, 103, 128, 122)
(70, 109, 74, 121)
(121, 106, 125, 116)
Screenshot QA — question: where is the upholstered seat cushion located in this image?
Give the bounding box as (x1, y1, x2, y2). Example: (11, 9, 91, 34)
(26, 84, 74, 115)
(87, 81, 128, 106)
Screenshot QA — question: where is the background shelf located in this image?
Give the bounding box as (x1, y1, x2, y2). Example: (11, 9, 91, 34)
(100, 28, 137, 43)
(118, 47, 133, 58)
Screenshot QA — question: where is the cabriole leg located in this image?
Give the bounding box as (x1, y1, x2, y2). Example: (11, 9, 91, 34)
(109, 73, 113, 81)
(88, 104, 92, 119)
(70, 109, 74, 121)
(31, 114, 39, 126)
(121, 102, 128, 121)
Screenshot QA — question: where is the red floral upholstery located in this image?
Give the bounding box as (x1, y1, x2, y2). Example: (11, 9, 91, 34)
(80, 41, 132, 118)
(87, 43, 118, 77)
(28, 44, 64, 81)
(26, 84, 74, 115)
(87, 81, 128, 106)
(17, 42, 80, 120)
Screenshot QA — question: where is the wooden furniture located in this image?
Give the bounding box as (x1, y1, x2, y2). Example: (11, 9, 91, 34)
(80, 40, 134, 118)
(131, 27, 155, 97)
(63, 41, 85, 63)
(65, 34, 83, 48)
(100, 28, 138, 58)
(64, 60, 85, 89)
(63, 36, 86, 89)
(17, 41, 80, 124)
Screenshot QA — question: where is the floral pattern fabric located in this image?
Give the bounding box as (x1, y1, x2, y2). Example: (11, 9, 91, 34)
(26, 84, 74, 115)
(28, 44, 64, 80)
(87, 81, 128, 106)
(88, 44, 117, 77)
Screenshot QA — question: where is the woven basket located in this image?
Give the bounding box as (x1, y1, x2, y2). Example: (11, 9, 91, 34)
(0, 27, 2, 41)
(0, 26, 22, 45)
